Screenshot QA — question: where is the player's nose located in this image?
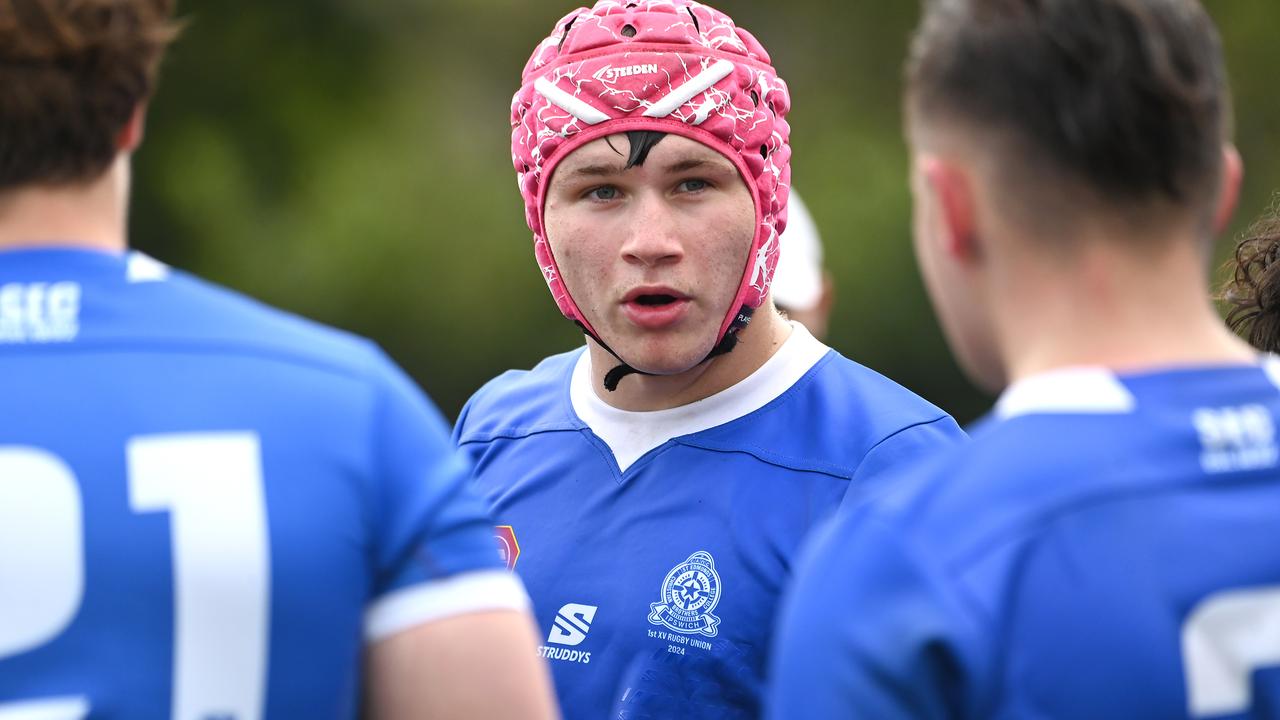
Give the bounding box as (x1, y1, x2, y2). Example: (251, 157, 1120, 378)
(620, 193, 685, 268)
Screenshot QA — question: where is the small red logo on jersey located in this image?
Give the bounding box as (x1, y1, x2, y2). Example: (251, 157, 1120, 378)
(495, 525, 520, 571)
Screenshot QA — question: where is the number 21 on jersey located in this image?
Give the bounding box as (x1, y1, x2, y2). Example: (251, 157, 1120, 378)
(0, 434, 270, 720)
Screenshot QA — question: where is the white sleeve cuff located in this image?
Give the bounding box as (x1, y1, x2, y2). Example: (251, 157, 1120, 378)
(364, 569, 531, 643)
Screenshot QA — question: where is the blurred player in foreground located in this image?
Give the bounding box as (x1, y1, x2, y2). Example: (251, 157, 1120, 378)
(0, 1, 555, 717)
(453, 0, 964, 717)
(771, 190, 835, 340)
(771, 0, 1280, 717)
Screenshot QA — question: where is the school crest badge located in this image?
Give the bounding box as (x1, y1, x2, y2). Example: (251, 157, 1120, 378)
(648, 551, 722, 637)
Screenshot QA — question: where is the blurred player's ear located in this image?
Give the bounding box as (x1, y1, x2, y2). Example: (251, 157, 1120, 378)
(817, 270, 835, 319)
(922, 156, 979, 263)
(1213, 144, 1243, 236)
(116, 104, 148, 154)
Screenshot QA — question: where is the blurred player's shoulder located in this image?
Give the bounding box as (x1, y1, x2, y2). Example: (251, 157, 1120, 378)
(856, 363, 1280, 563)
(454, 348, 584, 443)
(70, 251, 397, 381)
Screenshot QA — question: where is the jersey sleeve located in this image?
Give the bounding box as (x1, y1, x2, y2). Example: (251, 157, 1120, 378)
(767, 509, 983, 719)
(361, 353, 528, 643)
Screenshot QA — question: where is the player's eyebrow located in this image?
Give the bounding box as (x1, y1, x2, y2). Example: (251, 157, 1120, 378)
(662, 158, 725, 174)
(564, 163, 627, 178)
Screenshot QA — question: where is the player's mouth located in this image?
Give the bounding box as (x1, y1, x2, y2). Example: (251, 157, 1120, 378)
(621, 287, 691, 330)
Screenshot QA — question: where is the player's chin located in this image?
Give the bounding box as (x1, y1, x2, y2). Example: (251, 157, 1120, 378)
(614, 330, 718, 376)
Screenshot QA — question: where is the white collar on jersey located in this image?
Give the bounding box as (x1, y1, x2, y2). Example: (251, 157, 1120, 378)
(996, 356, 1280, 420)
(995, 366, 1137, 420)
(126, 251, 169, 283)
(570, 321, 830, 473)
(1262, 354, 1280, 389)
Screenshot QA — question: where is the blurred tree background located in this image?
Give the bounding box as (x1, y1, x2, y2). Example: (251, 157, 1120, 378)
(132, 0, 1280, 425)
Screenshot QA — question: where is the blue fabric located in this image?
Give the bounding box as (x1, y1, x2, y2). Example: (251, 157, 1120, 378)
(0, 249, 502, 718)
(456, 345, 964, 719)
(770, 365, 1280, 720)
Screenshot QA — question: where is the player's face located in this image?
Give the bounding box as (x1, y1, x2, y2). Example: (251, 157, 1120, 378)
(544, 133, 755, 375)
(909, 145, 1006, 392)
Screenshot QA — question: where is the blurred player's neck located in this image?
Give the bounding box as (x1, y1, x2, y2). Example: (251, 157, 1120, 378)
(996, 227, 1256, 384)
(0, 155, 131, 253)
(587, 306, 794, 412)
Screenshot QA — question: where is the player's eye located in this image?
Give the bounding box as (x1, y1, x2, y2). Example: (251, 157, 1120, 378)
(677, 179, 709, 193)
(586, 185, 620, 201)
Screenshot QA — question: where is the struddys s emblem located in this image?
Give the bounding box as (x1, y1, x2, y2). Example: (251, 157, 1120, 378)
(648, 551, 722, 637)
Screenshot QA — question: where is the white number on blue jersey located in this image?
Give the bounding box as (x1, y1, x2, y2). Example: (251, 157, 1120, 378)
(0, 434, 270, 720)
(129, 434, 270, 720)
(0, 449, 87, 719)
(1182, 585, 1280, 717)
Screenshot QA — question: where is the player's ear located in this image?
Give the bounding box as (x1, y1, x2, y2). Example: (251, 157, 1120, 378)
(921, 156, 980, 263)
(1212, 144, 1243, 236)
(116, 103, 148, 154)
(817, 271, 835, 320)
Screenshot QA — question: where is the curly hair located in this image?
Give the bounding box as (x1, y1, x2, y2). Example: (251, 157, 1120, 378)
(1223, 206, 1280, 352)
(0, 0, 179, 190)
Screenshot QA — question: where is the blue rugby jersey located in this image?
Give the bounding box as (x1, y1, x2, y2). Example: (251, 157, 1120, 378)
(454, 324, 964, 718)
(770, 364, 1280, 720)
(0, 248, 524, 719)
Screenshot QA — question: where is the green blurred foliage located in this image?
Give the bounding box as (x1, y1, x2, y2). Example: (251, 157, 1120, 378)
(131, 1, 1280, 425)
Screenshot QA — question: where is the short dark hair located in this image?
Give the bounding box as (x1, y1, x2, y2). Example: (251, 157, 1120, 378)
(1223, 206, 1280, 352)
(907, 0, 1229, 212)
(604, 131, 667, 169)
(0, 0, 180, 190)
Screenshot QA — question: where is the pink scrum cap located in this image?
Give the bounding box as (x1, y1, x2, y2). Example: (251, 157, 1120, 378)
(511, 0, 792, 366)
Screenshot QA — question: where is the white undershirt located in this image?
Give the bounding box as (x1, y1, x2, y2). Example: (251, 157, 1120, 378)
(570, 322, 831, 472)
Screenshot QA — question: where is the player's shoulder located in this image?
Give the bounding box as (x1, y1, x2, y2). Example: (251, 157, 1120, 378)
(0, 249, 371, 365)
(153, 267, 394, 381)
(856, 366, 1262, 560)
(454, 347, 582, 444)
(805, 349, 959, 437)
(860, 413, 1127, 559)
(687, 348, 961, 478)
(792, 364, 1280, 688)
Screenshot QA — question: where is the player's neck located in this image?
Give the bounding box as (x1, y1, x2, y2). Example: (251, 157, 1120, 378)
(0, 157, 130, 254)
(997, 233, 1257, 384)
(586, 308, 794, 412)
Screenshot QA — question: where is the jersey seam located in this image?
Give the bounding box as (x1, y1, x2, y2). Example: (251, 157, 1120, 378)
(679, 413, 956, 480)
(861, 414, 956, 460)
(667, 439, 854, 480)
(456, 424, 585, 446)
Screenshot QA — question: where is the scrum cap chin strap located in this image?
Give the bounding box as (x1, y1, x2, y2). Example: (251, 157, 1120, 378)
(580, 305, 756, 392)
